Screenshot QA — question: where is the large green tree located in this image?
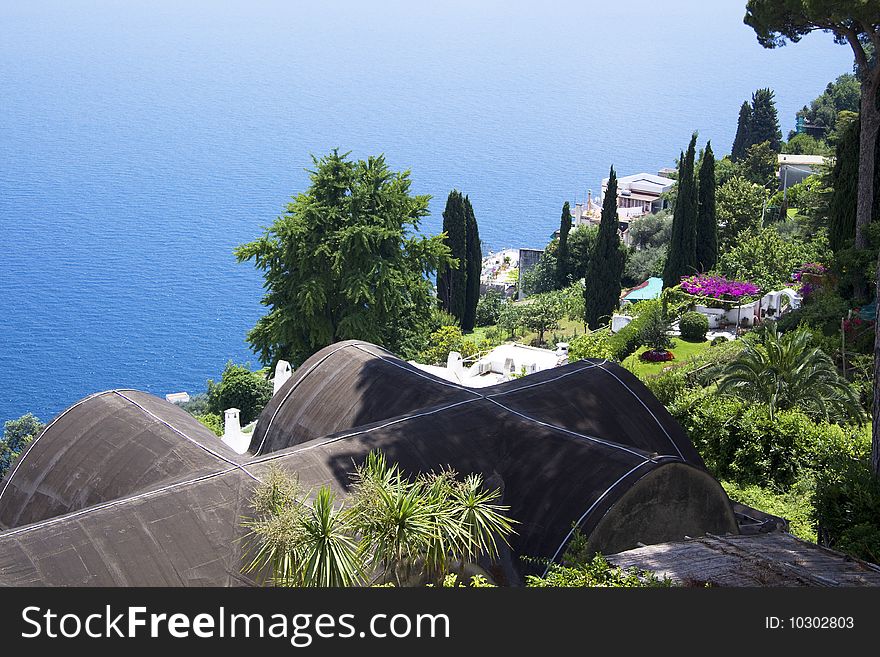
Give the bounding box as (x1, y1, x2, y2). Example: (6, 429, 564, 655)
(584, 167, 624, 329)
(206, 362, 273, 427)
(740, 140, 779, 190)
(663, 133, 698, 288)
(436, 190, 468, 322)
(716, 175, 769, 250)
(749, 88, 783, 152)
(236, 150, 451, 367)
(732, 101, 753, 162)
(556, 201, 572, 288)
(462, 195, 482, 332)
(696, 141, 718, 272)
(745, 1, 880, 252)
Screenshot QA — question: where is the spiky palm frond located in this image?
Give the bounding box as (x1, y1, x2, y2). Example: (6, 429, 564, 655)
(450, 473, 518, 564)
(298, 487, 364, 587)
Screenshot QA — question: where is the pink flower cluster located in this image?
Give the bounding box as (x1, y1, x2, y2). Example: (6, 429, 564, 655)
(640, 349, 674, 362)
(680, 274, 760, 300)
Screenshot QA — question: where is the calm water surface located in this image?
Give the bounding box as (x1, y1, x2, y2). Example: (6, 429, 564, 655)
(0, 0, 854, 422)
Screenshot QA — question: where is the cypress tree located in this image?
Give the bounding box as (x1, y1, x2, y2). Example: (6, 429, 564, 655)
(584, 167, 624, 330)
(731, 101, 752, 162)
(696, 141, 717, 272)
(828, 116, 880, 252)
(462, 195, 482, 332)
(749, 88, 782, 153)
(556, 201, 572, 288)
(663, 133, 698, 289)
(436, 190, 468, 322)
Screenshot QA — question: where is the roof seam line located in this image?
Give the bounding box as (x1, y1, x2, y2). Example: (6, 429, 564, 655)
(484, 396, 662, 461)
(542, 459, 661, 575)
(247, 397, 483, 467)
(0, 389, 126, 504)
(597, 364, 685, 460)
(0, 465, 240, 539)
(112, 391, 261, 484)
(256, 342, 363, 455)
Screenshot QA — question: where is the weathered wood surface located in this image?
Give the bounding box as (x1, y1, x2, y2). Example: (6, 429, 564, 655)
(606, 532, 880, 587)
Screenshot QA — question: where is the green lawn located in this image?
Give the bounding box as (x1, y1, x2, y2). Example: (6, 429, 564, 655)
(622, 338, 711, 378)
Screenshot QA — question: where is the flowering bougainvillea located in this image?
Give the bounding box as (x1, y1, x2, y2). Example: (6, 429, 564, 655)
(680, 274, 760, 301)
(791, 262, 826, 298)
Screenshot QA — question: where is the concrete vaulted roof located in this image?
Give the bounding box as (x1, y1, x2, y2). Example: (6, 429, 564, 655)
(0, 341, 737, 586)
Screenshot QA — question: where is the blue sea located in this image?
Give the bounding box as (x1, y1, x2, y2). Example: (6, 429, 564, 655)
(0, 0, 854, 424)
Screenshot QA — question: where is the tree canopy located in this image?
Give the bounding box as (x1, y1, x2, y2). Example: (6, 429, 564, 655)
(796, 73, 861, 135)
(236, 150, 452, 366)
(556, 201, 572, 288)
(716, 175, 768, 251)
(696, 141, 718, 272)
(749, 88, 783, 153)
(437, 190, 469, 322)
(463, 195, 482, 332)
(663, 133, 698, 288)
(584, 167, 624, 329)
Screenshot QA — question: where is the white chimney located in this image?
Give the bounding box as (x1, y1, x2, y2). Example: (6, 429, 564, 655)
(273, 359, 292, 395)
(447, 350, 464, 374)
(221, 408, 249, 454)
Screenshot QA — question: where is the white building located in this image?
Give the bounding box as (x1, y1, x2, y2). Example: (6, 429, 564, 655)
(410, 343, 566, 388)
(602, 172, 674, 216)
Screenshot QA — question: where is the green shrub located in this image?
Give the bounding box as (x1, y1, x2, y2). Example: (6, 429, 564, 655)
(178, 393, 210, 416)
(775, 290, 850, 340)
(475, 290, 504, 327)
(207, 362, 273, 427)
(1, 413, 45, 479)
(670, 385, 869, 489)
(679, 311, 708, 342)
(642, 368, 689, 407)
(606, 300, 663, 360)
(813, 455, 880, 564)
(568, 329, 614, 361)
(526, 554, 671, 588)
(710, 335, 728, 346)
(195, 412, 224, 437)
(418, 325, 478, 365)
(722, 479, 817, 543)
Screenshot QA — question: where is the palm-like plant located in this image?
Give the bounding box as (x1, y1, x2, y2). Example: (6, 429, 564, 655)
(243, 467, 364, 587)
(298, 487, 363, 587)
(717, 324, 864, 423)
(349, 451, 517, 585)
(244, 452, 517, 587)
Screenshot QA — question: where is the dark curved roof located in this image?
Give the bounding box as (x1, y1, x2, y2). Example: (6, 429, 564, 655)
(0, 341, 737, 586)
(0, 389, 243, 530)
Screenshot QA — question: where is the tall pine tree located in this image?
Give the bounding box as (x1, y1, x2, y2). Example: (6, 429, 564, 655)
(462, 195, 482, 332)
(696, 141, 717, 272)
(663, 133, 698, 289)
(584, 167, 624, 330)
(731, 101, 752, 162)
(436, 190, 468, 322)
(556, 201, 572, 288)
(749, 88, 782, 153)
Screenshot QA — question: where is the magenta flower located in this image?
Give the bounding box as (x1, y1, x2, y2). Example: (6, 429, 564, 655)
(680, 274, 760, 301)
